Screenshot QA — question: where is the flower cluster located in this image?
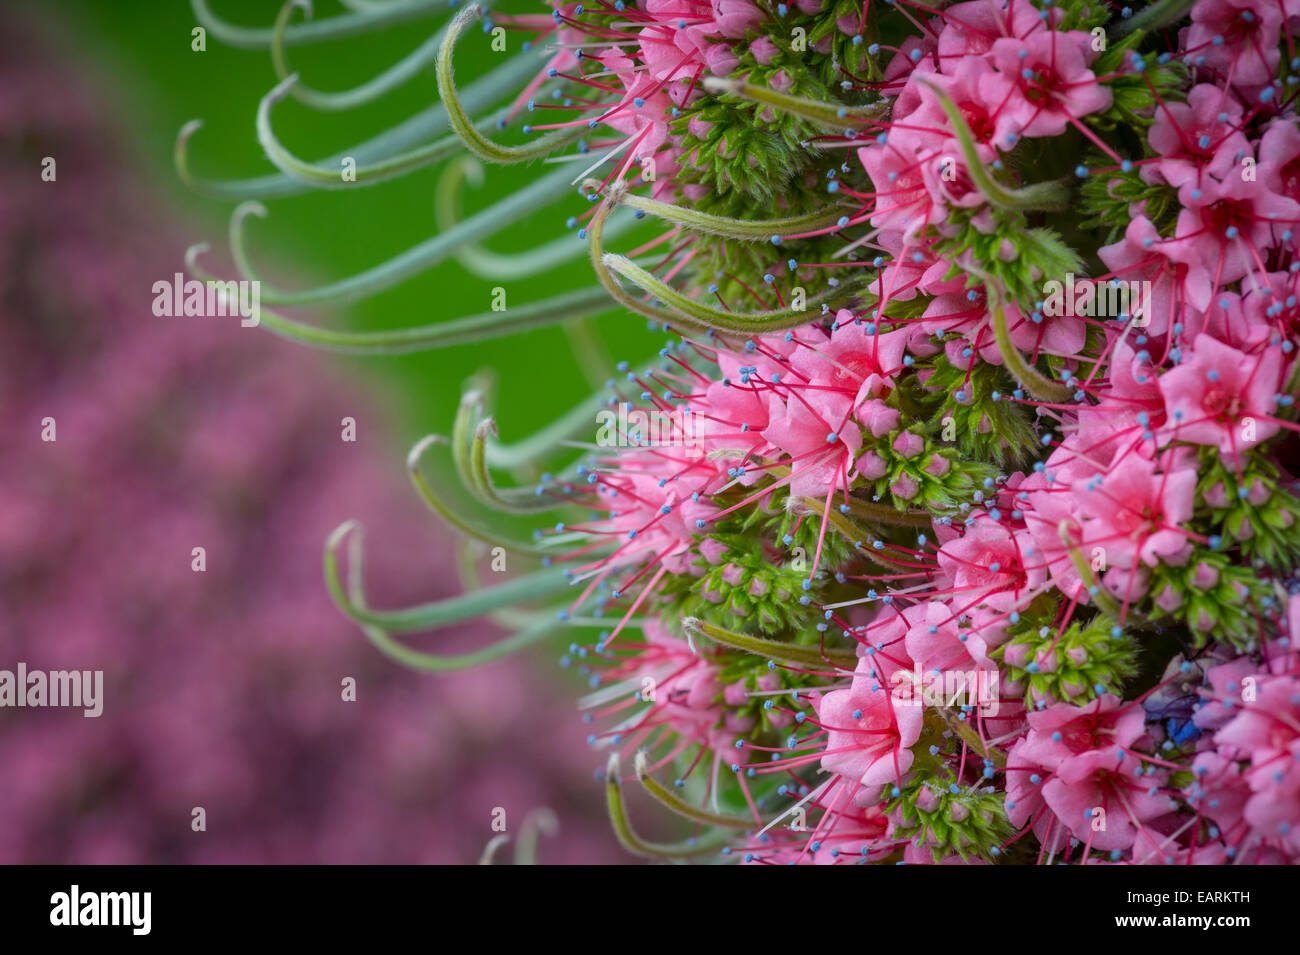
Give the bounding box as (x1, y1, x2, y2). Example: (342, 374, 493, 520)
(185, 0, 1300, 863)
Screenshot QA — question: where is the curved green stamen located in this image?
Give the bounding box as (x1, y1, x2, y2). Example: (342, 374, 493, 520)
(323, 521, 572, 633)
(439, 4, 586, 163)
(682, 617, 857, 670)
(701, 76, 886, 129)
(605, 754, 732, 859)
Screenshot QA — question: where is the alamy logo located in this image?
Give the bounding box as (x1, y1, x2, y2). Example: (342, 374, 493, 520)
(151, 272, 260, 327)
(50, 885, 151, 936)
(595, 404, 700, 449)
(890, 665, 1001, 716)
(1041, 273, 1151, 326)
(0, 663, 102, 717)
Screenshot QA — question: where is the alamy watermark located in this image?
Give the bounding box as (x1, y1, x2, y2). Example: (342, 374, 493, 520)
(152, 272, 260, 327)
(1041, 273, 1151, 326)
(890, 665, 1001, 717)
(595, 404, 701, 449)
(50, 886, 150, 935)
(0, 663, 102, 717)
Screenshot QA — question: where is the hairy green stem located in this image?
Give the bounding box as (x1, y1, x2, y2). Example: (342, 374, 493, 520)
(1114, 0, 1196, 38)
(337, 525, 566, 671)
(186, 248, 615, 354)
(634, 752, 768, 829)
(272, 0, 448, 111)
(989, 294, 1077, 403)
(839, 496, 936, 528)
(437, 157, 641, 279)
(408, 435, 565, 556)
(586, 198, 702, 332)
(959, 261, 1076, 403)
(453, 391, 570, 513)
(439, 4, 586, 162)
(603, 249, 871, 334)
(591, 177, 854, 241)
(324, 521, 572, 632)
(256, 75, 509, 188)
(223, 162, 579, 306)
(682, 617, 858, 670)
(513, 808, 559, 865)
(191, 0, 444, 49)
(357, 613, 563, 671)
(605, 754, 731, 859)
(176, 51, 541, 200)
(701, 76, 886, 129)
(919, 80, 1071, 212)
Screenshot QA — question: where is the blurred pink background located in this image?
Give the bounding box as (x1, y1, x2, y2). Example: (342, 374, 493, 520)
(0, 18, 622, 865)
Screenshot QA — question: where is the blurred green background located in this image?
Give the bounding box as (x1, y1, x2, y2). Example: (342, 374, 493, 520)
(60, 0, 656, 474)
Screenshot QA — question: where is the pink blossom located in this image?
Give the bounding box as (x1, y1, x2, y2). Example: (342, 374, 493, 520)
(815, 653, 924, 802)
(1159, 333, 1284, 459)
(980, 31, 1112, 142)
(1077, 450, 1197, 569)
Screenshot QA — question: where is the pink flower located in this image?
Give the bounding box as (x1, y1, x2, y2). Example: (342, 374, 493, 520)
(1077, 450, 1197, 569)
(937, 514, 1046, 612)
(1007, 696, 1174, 852)
(1170, 175, 1300, 285)
(859, 130, 935, 241)
(1259, 118, 1300, 203)
(1159, 333, 1284, 459)
(790, 316, 909, 417)
(1098, 215, 1213, 335)
(709, 0, 762, 38)
(935, 0, 1059, 61)
(807, 803, 893, 864)
(980, 32, 1112, 142)
(1184, 0, 1283, 90)
(902, 599, 993, 675)
(761, 399, 862, 498)
(815, 653, 924, 802)
(1144, 84, 1252, 190)
(1209, 674, 1300, 850)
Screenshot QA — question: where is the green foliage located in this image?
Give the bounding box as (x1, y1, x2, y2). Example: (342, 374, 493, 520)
(659, 487, 857, 639)
(1197, 448, 1300, 575)
(1148, 552, 1273, 651)
(887, 769, 1013, 864)
(666, 0, 894, 301)
(993, 613, 1139, 706)
(935, 216, 1086, 311)
(859, 426, 1000, 512)
(1090, 39, 1188, 134)
(914, 356, 1039, 468)
(1077, 160, 1180, 243)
